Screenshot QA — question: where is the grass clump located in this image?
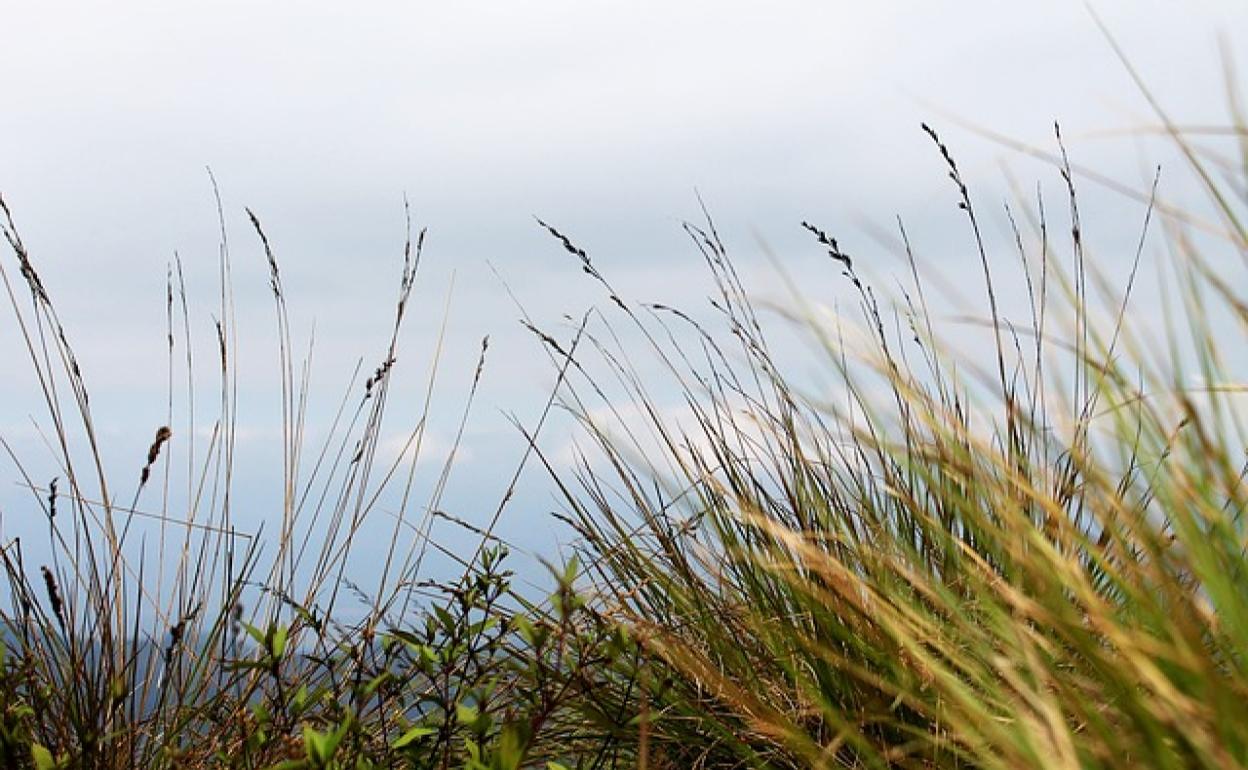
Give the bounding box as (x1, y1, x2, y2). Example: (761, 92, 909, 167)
(532, 117, 1248, 767)
(0, 195, 639, 769)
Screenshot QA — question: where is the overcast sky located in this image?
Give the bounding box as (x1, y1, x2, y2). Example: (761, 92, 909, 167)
(2, 1, 1246, 585)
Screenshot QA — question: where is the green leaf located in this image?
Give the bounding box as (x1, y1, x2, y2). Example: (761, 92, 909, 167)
(492, 721, 532, 769)
(303, 725, 329, 765)
(418, 645, 440, 666)
(360, 671, 391, 699)
(243, 622, 267, 647)
(31, 745, 56, 770)
(513, 615, 536, 645)
(387, 628, 424, 650)
(433, 605, 457, 633)
(561, 555, 580, 586)
(391, 724, 435, 749)
(271, 624, 289, 659)
(456, 702, 479, 726)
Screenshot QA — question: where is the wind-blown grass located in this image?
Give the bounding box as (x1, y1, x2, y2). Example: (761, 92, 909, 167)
(533, 114, 1248, 768)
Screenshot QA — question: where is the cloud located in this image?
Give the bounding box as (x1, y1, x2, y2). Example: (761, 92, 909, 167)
(376, 429, 473, 471)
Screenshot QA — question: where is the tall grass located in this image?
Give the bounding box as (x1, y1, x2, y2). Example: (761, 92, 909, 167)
(535, 115, 1248, 767)
(0, 191, 634, 769)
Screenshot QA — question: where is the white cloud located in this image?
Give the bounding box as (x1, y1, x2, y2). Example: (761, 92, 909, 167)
(376, 429, 473, 471)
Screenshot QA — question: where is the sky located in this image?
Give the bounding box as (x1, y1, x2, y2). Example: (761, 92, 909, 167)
(2, 1, 1246, 595)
